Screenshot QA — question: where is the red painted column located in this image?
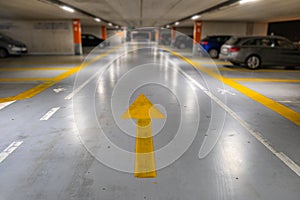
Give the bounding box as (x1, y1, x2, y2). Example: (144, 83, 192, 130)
(102, 26, 107, 40)
(193, 20, 202, 44)
(171, 27, 176, 46)
(72, 19, 82, 55)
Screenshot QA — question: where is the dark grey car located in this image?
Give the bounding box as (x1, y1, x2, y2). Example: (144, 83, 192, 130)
(219, 36, 300, 69)
(0, 33, 27, 58)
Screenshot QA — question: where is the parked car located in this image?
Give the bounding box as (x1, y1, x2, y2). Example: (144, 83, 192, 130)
(159, 33, 171, 45)
(0, 33, 27, 58)
(200, 35, 231, 58)
(174, 35, 193, 49)
(219, 36, 300, 69)
(81, 34, 109, 48)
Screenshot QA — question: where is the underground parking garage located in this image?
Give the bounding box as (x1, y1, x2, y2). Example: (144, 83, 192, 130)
(0, 0, 300, 200)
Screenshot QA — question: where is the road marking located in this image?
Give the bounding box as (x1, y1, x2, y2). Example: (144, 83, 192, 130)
(0, 67, 72, 71)
(0, 46, 122, 103)
(0, 141, 23, 164)
(53, 87, 66, 93)
(163, 49, 300, 177)
(64, 47, 122, 100)
(230, 78, 300, 83)
(165, 51, 300, 126)
(40, 107, 60, 121)
(277, 100, 300, 104)
(122, 94, 166, 178)
(218, 67, 300, 73)
(0, 78, 52, 82)
(0, 101, 16, 111)
(217, 88, 236, 95)
(198, 61, 232, 65)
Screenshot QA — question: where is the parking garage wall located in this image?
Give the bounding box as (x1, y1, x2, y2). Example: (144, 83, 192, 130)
(0, 20, 74, 55)
(201, 21, 267, 37)
(82, 26, 102, 38)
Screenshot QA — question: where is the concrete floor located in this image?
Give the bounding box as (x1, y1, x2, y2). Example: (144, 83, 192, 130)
(0, 42, 299, 200)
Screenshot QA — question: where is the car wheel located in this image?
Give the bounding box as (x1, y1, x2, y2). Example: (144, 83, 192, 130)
(246, 55, 261, 69)
(208, 49, 218, 58)
(179, 43, 186, 49)
(0, 48, 8, 58)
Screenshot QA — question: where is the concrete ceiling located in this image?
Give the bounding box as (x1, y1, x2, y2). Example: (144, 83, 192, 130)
(0, 0, 299, 27)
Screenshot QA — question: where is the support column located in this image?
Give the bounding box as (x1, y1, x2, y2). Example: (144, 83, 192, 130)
(72, 19, 82, 55)
(102, 26, 107, 40)
(171, 27, 176, 47)
(193, 20, 202, 55)
(155, 29, 160, 43)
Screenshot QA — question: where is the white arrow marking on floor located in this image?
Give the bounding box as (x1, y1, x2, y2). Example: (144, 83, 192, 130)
(40, 107, 60, 121)
(217, 88, 236, 96)
(53, 87, 66, 93)
(0, 101, 16, 111)
(0, 141, 23, 164)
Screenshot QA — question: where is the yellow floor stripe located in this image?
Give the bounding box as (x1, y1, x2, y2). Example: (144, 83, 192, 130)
(198, 61, 232, 65)
(0, 78, 52, 82)
(0, 46, 121, 103)
(230, 78, 300, 83)
(0, 67, 71, 71)
(135, 119, 156, 178)
(218, 67, 300, 73)
(165, 49, 300, 127)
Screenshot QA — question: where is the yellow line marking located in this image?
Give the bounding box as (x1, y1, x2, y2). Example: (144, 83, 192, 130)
(218, 67, 300, 73)
(122, 94, 166, 178)
(0, 61, 81, 65)
(164, 48, 300, 126)
(0, 67, 72, 71)
(0, 46, 121, 103)
(230, 78, 300, 83)
(0, 78, 53, 82)
(198, 61, 232, 65)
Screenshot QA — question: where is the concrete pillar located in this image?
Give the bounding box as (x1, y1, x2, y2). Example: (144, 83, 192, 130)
(171, 27, 176, 47)
(102, 26, 107, 40)
(72, 19, 82, 55)
(193, 20, 202, 54)
(155, 29, 160, 43)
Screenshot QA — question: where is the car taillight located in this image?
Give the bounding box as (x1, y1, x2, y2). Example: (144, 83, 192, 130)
(229, 47, 240, 52)
(201, 41, 208, 45)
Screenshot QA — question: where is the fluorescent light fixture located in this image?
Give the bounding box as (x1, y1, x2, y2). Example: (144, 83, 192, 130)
(191, 15, 201, 20)
(115, 26, 119, 28)
(60, 5, 75, 13)
(174, 21, 180, 26)
(108, 23, 113, 26)
(94, 18, 101, 22)
(239, 0, 258, 4)
(166, 25, 170, 28)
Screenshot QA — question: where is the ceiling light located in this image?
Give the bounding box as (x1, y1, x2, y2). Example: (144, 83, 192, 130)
(166, 25, 170, 28)
(191, 15, 201, 20)
(60, 5, 75, 13)
(174, 22, 180, 26)
(115, 26, 119, 29)
(239, 0, 258, 4)
(108, 23, 113, 26)
(94, 18, 101, 22)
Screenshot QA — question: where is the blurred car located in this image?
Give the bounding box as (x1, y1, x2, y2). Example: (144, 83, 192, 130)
(219, 36, 300, 69)
(81, 34, 109, 48)
(200, 35, 231, 58)
(174, 35, 193, 49)
(159, 33, 171, 45)
(0, 33, 27, 58)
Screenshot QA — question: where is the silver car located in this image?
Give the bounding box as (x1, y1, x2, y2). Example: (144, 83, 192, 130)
(0, 33, 27, 58)
(219, 36, 300, 69)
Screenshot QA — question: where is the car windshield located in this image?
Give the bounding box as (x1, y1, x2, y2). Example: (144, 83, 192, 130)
(225, 37, 241, 45)
(0, 33, 14, 41)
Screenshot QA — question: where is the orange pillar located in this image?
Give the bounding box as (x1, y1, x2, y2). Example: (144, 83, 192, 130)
(171, 27, 176, 46)
(155, 29, 159, 42)
(72, 19, 82, 55)
(102, 26, 107, 40)
(193, 21, 202, 44)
